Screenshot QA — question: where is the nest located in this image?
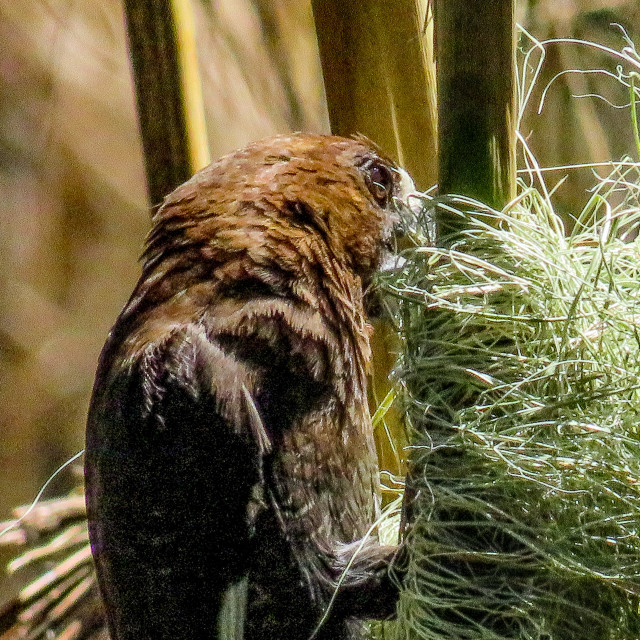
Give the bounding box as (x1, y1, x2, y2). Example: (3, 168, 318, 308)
(386, 163, 640, 639)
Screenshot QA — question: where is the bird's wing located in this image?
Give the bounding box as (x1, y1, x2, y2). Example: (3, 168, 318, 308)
(0, 323, 267, 640)
(85, 322, 265, 640)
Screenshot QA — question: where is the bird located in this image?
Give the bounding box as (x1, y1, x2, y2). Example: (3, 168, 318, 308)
(0, 133, 416, 640)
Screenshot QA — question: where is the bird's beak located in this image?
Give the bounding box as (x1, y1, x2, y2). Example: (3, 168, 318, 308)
(396, 168, 421, 216)
(380, 168, 433, 273)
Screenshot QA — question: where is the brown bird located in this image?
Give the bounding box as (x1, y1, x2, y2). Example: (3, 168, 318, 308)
(0, 133, 415, 640)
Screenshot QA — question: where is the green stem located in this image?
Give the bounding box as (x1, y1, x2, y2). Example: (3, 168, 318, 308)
(630, 73, 640, 161)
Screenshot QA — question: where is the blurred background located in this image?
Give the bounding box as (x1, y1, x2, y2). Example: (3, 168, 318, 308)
(0, 0, 638, 541)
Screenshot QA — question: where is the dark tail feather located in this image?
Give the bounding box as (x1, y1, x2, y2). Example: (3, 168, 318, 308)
(0, 491, 107, 640)
(217, 577, 248, 640)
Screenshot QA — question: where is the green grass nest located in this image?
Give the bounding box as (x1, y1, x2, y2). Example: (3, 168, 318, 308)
(385, 167, 640, 639)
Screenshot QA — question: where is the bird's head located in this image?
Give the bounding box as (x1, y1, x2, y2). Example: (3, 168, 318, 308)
(143, 133, 417, 291)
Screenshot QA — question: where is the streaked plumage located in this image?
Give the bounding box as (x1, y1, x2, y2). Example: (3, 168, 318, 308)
(1, 134, 413, 640)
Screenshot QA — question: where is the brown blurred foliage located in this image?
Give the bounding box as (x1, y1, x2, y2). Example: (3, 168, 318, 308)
(0, 0, 638, 543)
(519, 0, 640, 215)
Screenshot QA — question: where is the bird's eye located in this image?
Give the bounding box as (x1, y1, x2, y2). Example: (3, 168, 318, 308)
(364, 160, 394, 207)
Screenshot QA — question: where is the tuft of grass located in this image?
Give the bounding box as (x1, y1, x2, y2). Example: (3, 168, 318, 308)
(384, 160, 640, 638)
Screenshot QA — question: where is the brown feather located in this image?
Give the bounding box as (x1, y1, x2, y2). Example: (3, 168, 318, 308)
(2, 133, 414, 640)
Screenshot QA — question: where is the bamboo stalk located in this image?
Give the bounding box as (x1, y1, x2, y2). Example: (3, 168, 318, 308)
(123, 0, 210, 210)
(435, 0, 517, 240)
(312, 1, 438, 479)
(311, 0, 437, 191)
(169, 0, 210, 173)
